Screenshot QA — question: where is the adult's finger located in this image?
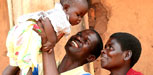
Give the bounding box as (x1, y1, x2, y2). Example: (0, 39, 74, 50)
(33, 21, 44, 36)
(41, 18, 57, 43)
(48, 49, 52, 54)
(33, 28, 41, 35)
(42, 47, 50, 52)
(36, 18, 44, 32)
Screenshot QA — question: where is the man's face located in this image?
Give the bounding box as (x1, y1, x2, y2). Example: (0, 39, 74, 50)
(65, 29, 99, 60)
(101, 38, 125, 70)
(65, 3, 88, 25)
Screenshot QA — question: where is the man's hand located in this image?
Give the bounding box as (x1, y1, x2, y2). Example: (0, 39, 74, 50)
(42, 41, 54, 53)
(33, 18, 47, 44)
(33, 17, 57, 53)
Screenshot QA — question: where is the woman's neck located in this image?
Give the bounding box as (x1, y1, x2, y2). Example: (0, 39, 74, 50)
(58, 55, 84, 73)
(110, 64, 131, 75)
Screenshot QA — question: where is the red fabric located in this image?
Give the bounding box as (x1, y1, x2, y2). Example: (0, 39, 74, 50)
(126, 68, 143, 75)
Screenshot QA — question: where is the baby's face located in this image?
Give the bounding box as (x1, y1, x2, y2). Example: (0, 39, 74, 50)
(66, 4, 88, 25)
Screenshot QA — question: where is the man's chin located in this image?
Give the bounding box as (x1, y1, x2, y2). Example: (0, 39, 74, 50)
(70, 22, 80, 26)
(101, 63, 108, 69)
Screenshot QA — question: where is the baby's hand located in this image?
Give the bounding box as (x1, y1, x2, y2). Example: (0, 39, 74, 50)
(41, 41, 54, 53)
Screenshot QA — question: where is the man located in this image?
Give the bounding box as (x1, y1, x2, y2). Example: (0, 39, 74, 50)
(40, 28, 103, 75)
(3, 18, 103, 75)
(34, 17, 103, 75)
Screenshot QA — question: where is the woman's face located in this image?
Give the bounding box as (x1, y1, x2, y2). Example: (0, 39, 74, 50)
(101, 38, 125, 70)
(65, 29, 99, 60)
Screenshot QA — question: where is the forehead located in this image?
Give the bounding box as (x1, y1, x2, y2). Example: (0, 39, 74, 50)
(81, 30, 98, 40)
(105, 38, 123, 52)
(106, 38, 121, 46)
(71, 1, 88, 10)
(80, 30, 94, 34)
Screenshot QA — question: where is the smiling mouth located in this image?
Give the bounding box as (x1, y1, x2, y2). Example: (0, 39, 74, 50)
(72, 41, 79, 48)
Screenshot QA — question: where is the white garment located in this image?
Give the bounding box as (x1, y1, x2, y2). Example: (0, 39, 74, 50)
(17, 3, 71, 36)
(7, 3, 71, 75)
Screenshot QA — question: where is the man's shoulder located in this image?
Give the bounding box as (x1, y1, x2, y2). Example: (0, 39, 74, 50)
(60, 66, 91, 75)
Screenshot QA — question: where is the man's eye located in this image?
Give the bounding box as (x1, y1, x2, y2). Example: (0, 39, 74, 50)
(85, 39, 90, 44)
(77, 14, 80, 17)
(77, 32, 81, 36)
(105, 46, 113, 51)
(105, 46, 109, 50)
(109, 46, 114, 51)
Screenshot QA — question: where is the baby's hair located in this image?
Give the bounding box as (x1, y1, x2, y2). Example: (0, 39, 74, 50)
(60, 0, 89, 8)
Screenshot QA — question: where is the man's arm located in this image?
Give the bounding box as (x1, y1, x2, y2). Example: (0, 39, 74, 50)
(42, 50, 59, 75)
(35, 18, 59, 75)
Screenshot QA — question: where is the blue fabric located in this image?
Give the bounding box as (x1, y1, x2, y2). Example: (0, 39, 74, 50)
(82, 73, 91, 75)
(32, 65, 38, 75)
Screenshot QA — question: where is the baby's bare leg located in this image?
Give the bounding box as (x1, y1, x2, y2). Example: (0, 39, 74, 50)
(2, 65, 19, 75)
(27, 68, 32, 75)
(19, 68, 32, 75)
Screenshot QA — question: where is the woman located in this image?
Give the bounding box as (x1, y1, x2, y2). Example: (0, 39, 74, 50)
(101, 32, 143, 75)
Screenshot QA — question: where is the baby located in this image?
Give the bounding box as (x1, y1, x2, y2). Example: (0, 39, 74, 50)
(5, 0, 89, 75)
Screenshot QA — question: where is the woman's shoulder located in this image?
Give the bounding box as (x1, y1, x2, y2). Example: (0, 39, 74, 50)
(126, 68, 143, 75)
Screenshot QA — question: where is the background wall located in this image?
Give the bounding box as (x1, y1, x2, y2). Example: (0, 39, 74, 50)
(0, 0, 153, 75)
(0, 0, 10, 74)
(91, 0, 153, 75)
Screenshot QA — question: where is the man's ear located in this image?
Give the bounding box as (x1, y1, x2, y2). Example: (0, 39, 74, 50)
(87, 55, 96, 62)
(123, 50, 132, 61)
(63, 4, 70, 12)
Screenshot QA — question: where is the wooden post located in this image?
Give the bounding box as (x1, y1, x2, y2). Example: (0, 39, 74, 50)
(88, 0, 109, 75)
(0, 0, 10, 73)
(7, 0, 14, 29)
